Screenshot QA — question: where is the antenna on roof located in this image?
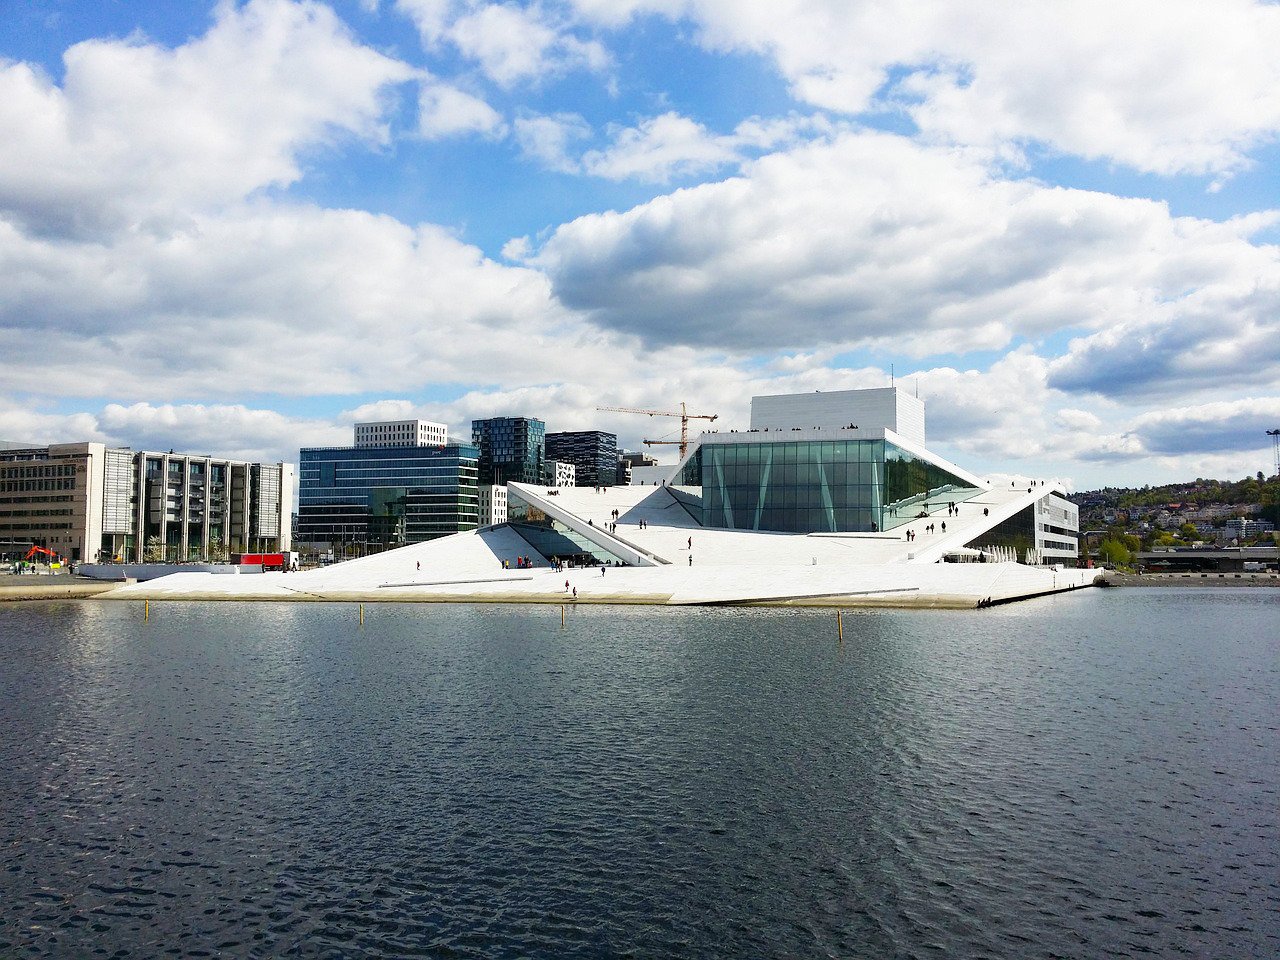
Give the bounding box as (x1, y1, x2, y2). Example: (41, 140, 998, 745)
(915, 378, 919, 398)
(890, 363, 894, 387)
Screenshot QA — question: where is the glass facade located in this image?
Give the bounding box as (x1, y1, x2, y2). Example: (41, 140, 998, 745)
(506, 488, 627, 566)
(545, 431, 618, 487)
(297, 444, 479, 545)
(695, 439, 981, 534)
(472, 417, 545, 485)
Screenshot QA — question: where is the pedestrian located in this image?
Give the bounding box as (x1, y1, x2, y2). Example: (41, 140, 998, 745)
(416, 561, 420, 571)
(572, 587, 577, 599)
(688, 554, 693, 566)
(565, 579, 570, 591)
(688, 536, 692, 550)
(601, 565, 606, 576)
(941, 521, 946, 533)
(984, 507, 989, 516)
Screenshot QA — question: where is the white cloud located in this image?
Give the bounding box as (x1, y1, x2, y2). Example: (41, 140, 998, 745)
(0, 0, 415, 236)
(513, 112, 592, 171)
(418, 79, 506, 139)
(397, 0, 609, 87)
(530, 131, 1280, 377)
(568, 0, 1280, 177)
(580, 111, 832, 182)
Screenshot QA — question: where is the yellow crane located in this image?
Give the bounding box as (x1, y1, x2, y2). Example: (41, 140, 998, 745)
(597, 403, 719, 459)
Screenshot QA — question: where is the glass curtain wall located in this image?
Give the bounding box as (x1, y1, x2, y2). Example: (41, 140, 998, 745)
(697, 439, 980, 533)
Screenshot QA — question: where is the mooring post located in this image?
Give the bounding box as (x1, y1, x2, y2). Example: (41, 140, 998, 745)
(561, 605, 566, 630)
(359, 603, 364, 626)
(837, 609, 843, 641)
(144, 599, 149, 622)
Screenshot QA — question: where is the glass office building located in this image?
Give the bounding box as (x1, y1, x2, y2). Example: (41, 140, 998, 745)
(297, 444, 479, 546)
(545, 431, 618, 487)
(683, 437, 982, 534)
(471, 417, 545, 486)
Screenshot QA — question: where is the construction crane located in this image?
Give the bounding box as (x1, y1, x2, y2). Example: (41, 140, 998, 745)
(1268, 429, 1280, 478)
(597, 402, 719, 459)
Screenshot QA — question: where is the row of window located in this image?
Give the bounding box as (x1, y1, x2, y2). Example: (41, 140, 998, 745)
(0, 522, 72, 531)
(0, 479, 77, 492)
(0, 463, 77, 479)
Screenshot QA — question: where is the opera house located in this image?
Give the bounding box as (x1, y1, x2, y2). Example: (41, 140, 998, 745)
(107, 387, 1100, 608)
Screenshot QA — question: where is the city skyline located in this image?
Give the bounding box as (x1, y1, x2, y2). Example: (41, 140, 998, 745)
(3, 0, 1280, 489)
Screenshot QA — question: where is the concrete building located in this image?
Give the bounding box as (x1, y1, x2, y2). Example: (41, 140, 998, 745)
(478, 484, 508, 526)
(545, 430, 618, 487)
(354, 419, 448, 448)
(546, 461, 576, 487)
(0, 442, 291, 562)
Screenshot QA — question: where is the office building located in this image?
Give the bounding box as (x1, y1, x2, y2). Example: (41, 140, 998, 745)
(478, 484, 507, 526)
(545, 431, 618, 487)
(297, 442, 479, 547)
(0, 442, 291, 562)
(472, 417, 545, 485)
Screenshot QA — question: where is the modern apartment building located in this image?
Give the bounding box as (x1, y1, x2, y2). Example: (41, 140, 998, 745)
(472, 417, 545, 485)
(0, 442, 292, 562)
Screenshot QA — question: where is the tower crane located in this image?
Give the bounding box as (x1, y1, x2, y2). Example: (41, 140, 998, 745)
(1268, 428, 1280, 478)
(597, 402, 718, 459)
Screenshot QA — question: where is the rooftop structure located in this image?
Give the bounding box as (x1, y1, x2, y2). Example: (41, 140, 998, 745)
(354, 419, 448, 448)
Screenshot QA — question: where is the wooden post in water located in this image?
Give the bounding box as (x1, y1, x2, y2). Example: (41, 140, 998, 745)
(837, 609, 843, 642)
(144, 600, 149, 622)
(561, 605, 565, 630)
(359, 603, 365, 626)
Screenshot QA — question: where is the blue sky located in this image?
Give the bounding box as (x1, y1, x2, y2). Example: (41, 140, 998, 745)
(2, 0, 1280, 488)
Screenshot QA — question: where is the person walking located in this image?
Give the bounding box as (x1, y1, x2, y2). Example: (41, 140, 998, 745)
(688, 554, 693, 566)
(565, 579, 570, 592)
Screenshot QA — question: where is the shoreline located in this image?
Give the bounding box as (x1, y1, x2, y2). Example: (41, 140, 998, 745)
(1102, 571, 1280, 588)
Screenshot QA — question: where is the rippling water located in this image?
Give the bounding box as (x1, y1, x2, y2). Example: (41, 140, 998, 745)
(1, 589, 1277, 958)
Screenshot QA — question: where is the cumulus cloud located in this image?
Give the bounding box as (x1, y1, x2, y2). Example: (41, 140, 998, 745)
(513, 112, 592, 171)
(567, 0, 1280, 177)
(0, 398, 343, 468)
(1127, 399, 1280, 456)
(396, 0, 609, 87)
(580, 111, 832, 182)
(418, 79, 506, 139)
(529, 130, 1280, 364)
(0, 0, 415, 236)
(0, 205, 609, 399)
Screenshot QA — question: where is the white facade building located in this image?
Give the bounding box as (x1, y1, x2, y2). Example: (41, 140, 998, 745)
(547, 460, 576, 487)
(354, 419, 448, 448)
(478, 484, 508, 526)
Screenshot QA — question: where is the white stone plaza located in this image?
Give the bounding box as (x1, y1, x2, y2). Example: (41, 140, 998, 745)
(103, 387, 1100, 608)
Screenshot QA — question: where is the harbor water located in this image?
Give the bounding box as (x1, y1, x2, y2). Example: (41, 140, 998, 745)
(1, 589, 1277, 958)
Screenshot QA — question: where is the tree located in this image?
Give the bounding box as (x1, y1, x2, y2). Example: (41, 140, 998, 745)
(143, 536, 165, 563)
(1098, 538, 1132, 568)
(1178, 522, 1200, 542)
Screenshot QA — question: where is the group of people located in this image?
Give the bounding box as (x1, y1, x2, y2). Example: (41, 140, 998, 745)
(905, 520, 949, 542)
(503, 556, 536, 569)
